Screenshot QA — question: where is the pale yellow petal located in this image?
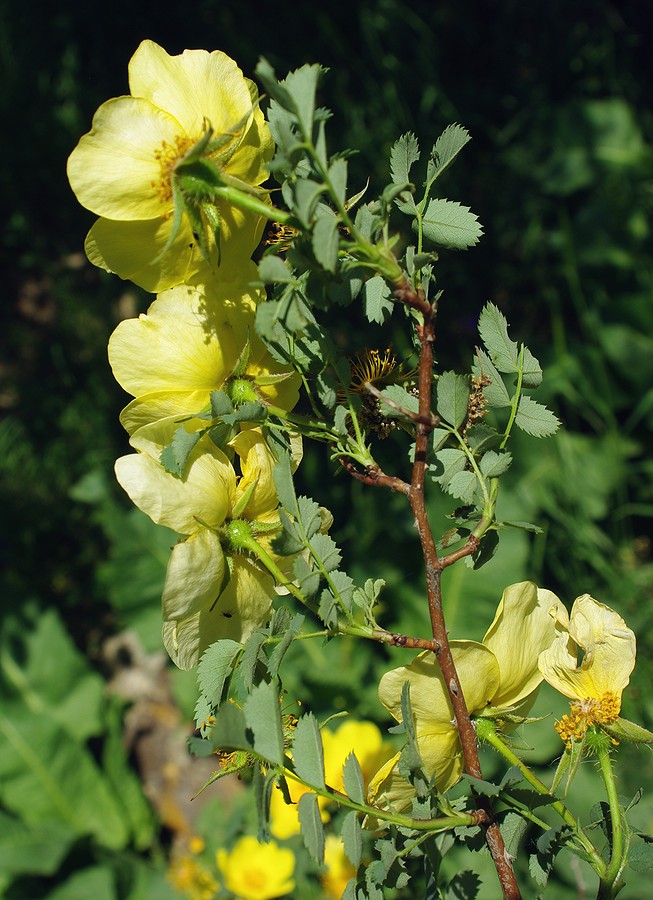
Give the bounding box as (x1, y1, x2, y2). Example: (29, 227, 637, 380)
(539, 594, 636, 701)
(67, 96, 182, 220)
(197, 556, 276, 644)
(85, 215, 207, 292)
(367, 723, 465, 814)
(114, 440, 233, 534)
(162, 618, 201, 671)
(323, 721, 385, 790)
(128, 41, 253, 139)
(482, 582, 569, 709)
(119, 391, 209, 435)
(378, 643, 500, 726)
(108, 277, 257, 397)
(166, 557, 276, 668)
(230, 429, 278, 519)
(162, 528, 225, 621)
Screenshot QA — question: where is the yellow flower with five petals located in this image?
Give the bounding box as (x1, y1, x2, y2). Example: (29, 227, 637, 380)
(368, 582, 567, 814)
(538, 594, 636, 746)
(67, 40, 273, 291)
(115, 424, 286, 669)
(216, 835, 295, 900)
(108, 267, 299, 436)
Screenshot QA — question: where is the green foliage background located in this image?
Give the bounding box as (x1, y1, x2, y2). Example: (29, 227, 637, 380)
(1, 0, 652, 896)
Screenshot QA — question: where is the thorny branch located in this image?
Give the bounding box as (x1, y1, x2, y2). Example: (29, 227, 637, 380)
(341, 276, 521, 899)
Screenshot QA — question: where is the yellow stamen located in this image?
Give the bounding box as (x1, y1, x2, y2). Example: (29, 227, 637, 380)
(265, 222, 299, 251)
(555, 691, 621, 747)
(153, 135, 196, 204)
(350, 348, 403, 393)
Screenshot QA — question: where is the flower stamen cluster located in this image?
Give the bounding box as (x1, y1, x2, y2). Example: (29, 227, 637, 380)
(556, 691, 621, 747)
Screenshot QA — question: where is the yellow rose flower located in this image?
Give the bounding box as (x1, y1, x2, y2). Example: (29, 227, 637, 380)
(270, 719, 389, 840)
(216, 835, 295, 900)
(368, 582, 567, 814)
(321, 835, 357, 899)
(538, 594, 636, 746)
(108, 269, 298, 436)
(67, 40, 273, 291)
(322, 720, 391, 792)
(115, 424, 284, 669)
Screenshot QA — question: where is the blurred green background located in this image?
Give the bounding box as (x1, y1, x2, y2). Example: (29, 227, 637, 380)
(1, 0, 652, 896)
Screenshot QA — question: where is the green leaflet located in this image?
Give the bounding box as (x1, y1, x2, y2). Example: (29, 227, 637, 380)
(292, 712, 325, 788)
(417, 199, 482, 250)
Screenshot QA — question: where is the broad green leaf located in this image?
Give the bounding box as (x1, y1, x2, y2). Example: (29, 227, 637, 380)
(298, 792, 325, 863)
(379, 384, 419, 419)
(629, 842, 653, 873)
(329, 570, 355, 610)
(390, 132, 420, 185)
(477, 303, 519, 373)
(292, 713, 325, 788)
(258, 255, 296, 283)
(444, 870, 481, 900)
(465, 423, 500, 452)
(319, 588, 339, 627)
(437, 371, 470, 429)
(328, 158, 348, 205)
(342, 752, 365, 804)
(297, 496, 324, 540)
(160, 425, 201, 477)
(46, 866, 116, 900)
(273, 451, 298, 515)
(418, 199, 483, 250)
(294, 555, 320, 599)
(0, 812, 74, 877)
(313, 208, 340, 272)
(479, 450, 512, 477)
(427, 124, 471, 183)
(341, 811, 363, 868)
(431, 448, 467, 485)
(210, 390, 234, 418)
(0, 716, 128, 849)
(521, 346, 543, 387)
(237, 631, 267, 692)
(210, 701, 251, 752)
(1, 608, 104, 740)
(310, 532, 341, 572)
(473, 348, 512, 408)
(267, 613, 303, 677)
(515, 396, 560, 437)
(197, 640, 242, 707)
(244, 681, 284, 766)
(446, 470, 478, 503)
(255, 59, 295, 113)
(282, 64, 322, 136)
(363, 275, 394, 324)
(292, 178, 325, 226)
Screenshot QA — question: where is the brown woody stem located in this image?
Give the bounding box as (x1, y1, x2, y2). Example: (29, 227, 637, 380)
(394, 278, 521, 900)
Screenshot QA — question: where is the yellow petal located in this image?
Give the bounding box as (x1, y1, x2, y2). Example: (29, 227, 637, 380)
(85, 215, 207, 292)
(165, 557, 276, 669)
(216, 835, 295, 900)
(538, 594, 636, 702)
(367, 722, 465, 814)
(378, 643, 500, 726)
(67, 96, 182, 220)
(322, 721, 386, 790)
(119, 391, 209, 435)
(482, 582, 569, 709)
(230, 429, 278, 519)
(114, 436, 234, 534)
(108, 276, 257, 397)
(128, 40, 254, 140)
(162, 529, 225, 622)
